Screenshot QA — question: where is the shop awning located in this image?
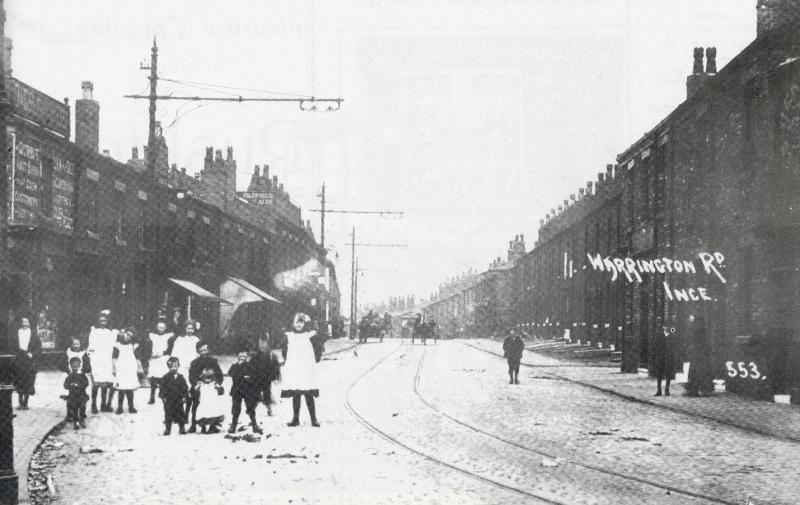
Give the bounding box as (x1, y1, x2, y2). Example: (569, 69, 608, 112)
(227, 276, 282, 304)
(168, 278, 232, 305)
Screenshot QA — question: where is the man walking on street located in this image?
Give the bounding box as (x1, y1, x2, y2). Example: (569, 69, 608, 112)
(503, 329, 524, 385)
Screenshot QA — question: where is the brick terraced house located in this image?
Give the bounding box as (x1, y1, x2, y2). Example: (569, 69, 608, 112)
(425, 1, 800, 401)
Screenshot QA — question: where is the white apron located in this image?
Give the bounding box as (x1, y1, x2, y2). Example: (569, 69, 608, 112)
(113, 342, 141, 391)
(195, 381, 226, 421)
(170, 335, 199, 376)
(87, 327, 117, 384)
(280, 331, 319, 393)
(148, 332, 173, 378)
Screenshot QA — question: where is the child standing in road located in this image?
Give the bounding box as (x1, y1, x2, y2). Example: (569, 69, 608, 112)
(280, 313, 322, 427)
(148, 320, 173, 404)
(87, 310, 117, 413)
(112, 328, 140, 414)
(63, 357, 89, 430)
(64, 337, 92, 375)
(228, 351, 262, 434)
(250, 335, 281, 417)
(159, 356, 188, 435)
(194, 367, 226, 434)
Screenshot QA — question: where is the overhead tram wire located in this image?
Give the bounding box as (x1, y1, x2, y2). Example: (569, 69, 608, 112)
(158, 76, 313, 99)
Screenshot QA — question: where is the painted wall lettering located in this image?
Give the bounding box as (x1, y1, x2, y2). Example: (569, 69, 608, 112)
(586, 251, 726, 302)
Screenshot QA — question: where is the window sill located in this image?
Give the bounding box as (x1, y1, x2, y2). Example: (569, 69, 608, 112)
(115, 238, 128, 247)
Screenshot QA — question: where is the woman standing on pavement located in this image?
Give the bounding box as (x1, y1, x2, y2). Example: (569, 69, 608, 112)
(280, 313, 322, 427)
(87, 310, 118, 413)
(10, 316, 41, 409)
(685, 315, 714, 397)
(650, 325, 678, 396)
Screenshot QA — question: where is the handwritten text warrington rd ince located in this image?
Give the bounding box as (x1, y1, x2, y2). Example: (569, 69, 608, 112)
(586, 252, 727, 302)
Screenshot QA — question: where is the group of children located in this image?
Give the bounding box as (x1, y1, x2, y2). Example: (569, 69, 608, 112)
(60, 309, 284, 435)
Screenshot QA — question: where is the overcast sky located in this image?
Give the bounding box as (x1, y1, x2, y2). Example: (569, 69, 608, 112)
(6, 0, 755, 310)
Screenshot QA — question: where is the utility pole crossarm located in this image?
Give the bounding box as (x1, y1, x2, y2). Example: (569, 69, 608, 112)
(309, 209, 403, 215)
(344, 243, 408, 248)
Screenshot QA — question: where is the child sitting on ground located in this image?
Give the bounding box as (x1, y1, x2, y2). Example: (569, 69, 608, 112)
(193, 367, 226, 434)
(228, 351, 262, 434)
(159, 356, 188, 435)
(63, 357, 89, 430)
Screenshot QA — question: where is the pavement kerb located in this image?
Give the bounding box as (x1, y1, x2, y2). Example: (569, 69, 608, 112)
(458, 339, 800, 444)
(21, 418, 68, 505)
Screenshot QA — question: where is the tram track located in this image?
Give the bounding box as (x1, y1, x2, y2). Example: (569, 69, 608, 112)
(344, 341, 561, 504)
(412, 347, 739, 505)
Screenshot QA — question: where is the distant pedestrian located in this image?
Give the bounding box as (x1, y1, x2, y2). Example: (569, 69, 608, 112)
(10, 316, 41, 409)
(281, 313, 321, 427)
(87, 310, 118, 413)
(227, 351, 262, 434)
(148, 321, 173, 404)
(503, 329, 524, 385)
(193, 367, 226, 434)
(250, 334, 280, 417)
(685, 315, 714, 397)
(63, 357, 89, 430)
(187, 341, 224, 433)
(112, 328, 140, 414)
(159, 357, 188, 435)
(651, 325, 678, 396)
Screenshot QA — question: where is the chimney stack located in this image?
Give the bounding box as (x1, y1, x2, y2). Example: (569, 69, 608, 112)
(204, 147, 213, 169)
(131, 147, 138, 160)
(705, 47, 717, 74)
(75, 81, 100, 152)
(686, 47, 708, 99)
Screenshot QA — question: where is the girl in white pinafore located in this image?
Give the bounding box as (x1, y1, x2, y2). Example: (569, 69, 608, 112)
(87, 311, 118, 413)
(281, 313, 321, 427)
(112, 329, 140, 414)
(147, 321, 173, 404)
(193, 368, 226, 433)
(167, 320, 200, 377)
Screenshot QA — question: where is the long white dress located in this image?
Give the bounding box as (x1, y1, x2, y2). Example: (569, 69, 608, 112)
(194, 381, 226, 422)
(169, 335, 199, 375)
(113, 342, 141, 391)
(87, 327, 117, 385)
(280, 331, 319, 396)
(148, 332, 173, 379)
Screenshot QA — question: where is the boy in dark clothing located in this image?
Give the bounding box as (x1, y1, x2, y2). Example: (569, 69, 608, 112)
(250, 335, 281, 417)
(159, 356, 188, 435)
(503, 329, 525, 385)
(187, 341, 224, 433)
(64, 357, 89, 430)
(227, 351, 262, 434)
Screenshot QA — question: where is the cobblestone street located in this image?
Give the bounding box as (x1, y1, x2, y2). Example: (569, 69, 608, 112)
(25, 340, 800, 505)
